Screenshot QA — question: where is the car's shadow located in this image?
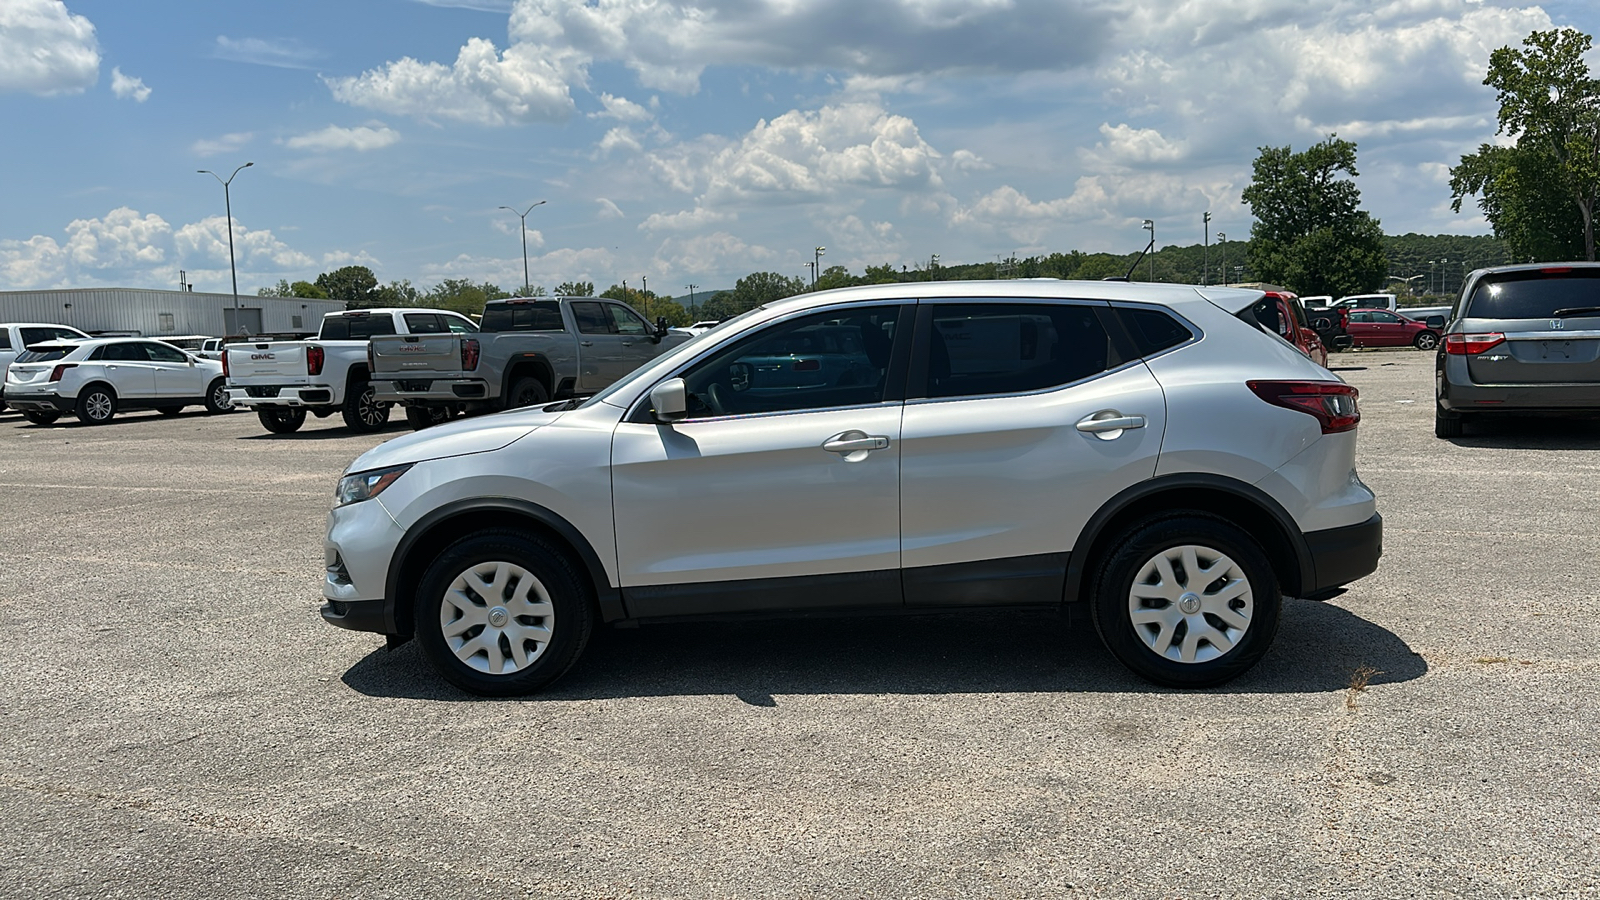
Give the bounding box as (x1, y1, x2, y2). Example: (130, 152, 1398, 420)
(236, 420, 411, 440)
(1445, 415, 1600, 450)
(340, 599, 1426, 703)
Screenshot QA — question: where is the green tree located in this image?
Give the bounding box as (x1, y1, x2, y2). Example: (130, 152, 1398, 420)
(423, 279, 511, 317)
(554, 281, 595, 297)
(315, 265, 382, 308)
(1450, 28, 1600, 261)
(257, 279, 292, 297)
(814, 265, 858, 291)
(728, 271, 806, 314)
(371, 279, 421, 306)
(1241, 136, 1388, 296)
(290, 280, 328, 299)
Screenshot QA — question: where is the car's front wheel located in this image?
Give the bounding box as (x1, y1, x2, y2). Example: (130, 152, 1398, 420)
(257, 408, 307, 434)
(1414, 331, 1440, 351)
(1090, 515, 1281, 688)
(415, 530, 594, 696)
(75, 384, 118, 425)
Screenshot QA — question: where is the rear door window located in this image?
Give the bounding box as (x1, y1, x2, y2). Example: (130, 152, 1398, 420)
(144, 342, 188, 363)
(102, 343, 150, 361)
(21, 327, 77, 346)
(1466, 269, 1600, 319)
(571, 302, 614, 335)
(918, 303, 1121, 399)
(403, 313, 445, 333)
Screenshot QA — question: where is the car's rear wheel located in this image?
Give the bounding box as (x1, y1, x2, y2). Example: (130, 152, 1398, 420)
(75, 384, 117, 425)
(257, 408, 307, 434)
(1435, 404, 1464, 438)
(1414, 331, 1440, 351)
(204, 378, 233, 414)
(415, 530, 594, 696)
(507, 377, 550, 409)
(342, 381, 390, 432)
(405, 405, 453, 431)
(1090, 514, 1281, 688)
(22, 410, 60, 425)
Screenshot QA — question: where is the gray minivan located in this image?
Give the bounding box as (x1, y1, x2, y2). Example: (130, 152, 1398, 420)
(1436, 263, 1600, 437)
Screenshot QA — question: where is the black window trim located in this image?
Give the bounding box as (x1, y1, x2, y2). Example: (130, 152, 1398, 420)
(1106, 300, 1202, 364)
(624, 301, 915, 424)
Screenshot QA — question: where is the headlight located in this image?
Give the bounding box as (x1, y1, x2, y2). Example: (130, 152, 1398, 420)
(336, 464, 412, 506)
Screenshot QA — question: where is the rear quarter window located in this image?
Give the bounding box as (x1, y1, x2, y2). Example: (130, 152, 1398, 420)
(1465, 269, 1600, 319)
(1114, 307, 1194, 356)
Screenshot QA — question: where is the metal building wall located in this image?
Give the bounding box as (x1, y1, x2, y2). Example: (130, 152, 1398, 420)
(0, 288, 345, 336)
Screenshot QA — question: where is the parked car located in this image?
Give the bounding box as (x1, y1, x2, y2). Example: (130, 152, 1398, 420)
(1304, 301, 1353, 352)
(321, 279, 1382, 695)
(4, 337, 231, 425)
(0, 322, 91, 411)
(1345, 309, 1441, 350)
(1334, 293, 1398, 312)
(369, 297, 688, 431)
(1436, 262, 1600, 437)
(683, 320, 722, 336)
(1243, 291, 1328, 367)
(225, 308, 478, 434)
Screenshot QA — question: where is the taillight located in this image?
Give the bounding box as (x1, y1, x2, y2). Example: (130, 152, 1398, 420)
(49, 363, 76, 382)
(307, 345, 325, 376)
(221, 351, 229, 377)
(367, 342, 376, 373)
(462, 338, 480, 371)
(1444, 333, 1505, 355)
(1247, 380, 1360, 434)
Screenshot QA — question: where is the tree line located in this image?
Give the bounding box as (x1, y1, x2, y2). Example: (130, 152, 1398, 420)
(259, 26, 1594, 321)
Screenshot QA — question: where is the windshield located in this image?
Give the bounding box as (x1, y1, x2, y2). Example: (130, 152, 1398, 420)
(580, 305, 768, 408)
(1466, 269, 1600, 319)
(16, 346, 77, 363)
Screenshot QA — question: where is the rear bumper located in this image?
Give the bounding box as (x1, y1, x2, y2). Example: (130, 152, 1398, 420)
(1303, 513, 1382, 596)
(227, 385, 335, 408)
(4, 392, 73, 412)
(372, 378, 492, 404)
(1440, 357, 1600, 412)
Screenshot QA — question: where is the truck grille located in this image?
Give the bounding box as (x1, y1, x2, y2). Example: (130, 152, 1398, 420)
(245, 386, 282, 398)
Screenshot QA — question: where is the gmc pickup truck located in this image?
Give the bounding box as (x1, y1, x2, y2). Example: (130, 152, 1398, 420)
(369, 297, 689, 429)
(225, 308, 478, 434)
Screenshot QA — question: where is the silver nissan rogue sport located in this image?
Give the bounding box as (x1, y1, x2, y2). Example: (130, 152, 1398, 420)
(322, 280, 1382, 694)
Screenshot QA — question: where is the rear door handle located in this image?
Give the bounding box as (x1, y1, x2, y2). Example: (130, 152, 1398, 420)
(822, 431, 890, 454)
(1075, 411, 1146, 438)
(580, 340, 593, 347)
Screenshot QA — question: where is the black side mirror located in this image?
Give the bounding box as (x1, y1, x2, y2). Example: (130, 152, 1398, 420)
(653, 316, 670, 340)
(1425, 315, 1446, 329)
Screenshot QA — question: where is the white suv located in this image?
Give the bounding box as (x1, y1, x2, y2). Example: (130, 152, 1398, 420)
(322, 281, 1382, 694)
(5, 337, 231, 425)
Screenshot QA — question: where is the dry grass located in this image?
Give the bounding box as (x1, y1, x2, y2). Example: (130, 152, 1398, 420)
(1475, 656, 1511, 665)
(1345, 665, 1383, 710)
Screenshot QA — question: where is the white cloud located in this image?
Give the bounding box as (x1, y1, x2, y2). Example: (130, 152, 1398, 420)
(650, 231, 774, 276)
(412, 0, 514, 10)
(191, 132, 255, 157)
(597, 126, 643, 155)
(212, 36, 321, 69)
(591, 92, 654, 122)
(175, 216, 316, 271)
(0, 0, 99, 96)
(417, 246, 618, 292)
(326, 37, 579, 125)
(283, 124, 401, 152)
(949, 149, 992, 172)
(110, 66, 150, 102)
(1089, 123, 1186, 165)
(596, 198, 625, 219)
(639, 207, 734, 233)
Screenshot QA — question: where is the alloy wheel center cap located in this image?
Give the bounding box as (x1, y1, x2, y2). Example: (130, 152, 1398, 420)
(1177, 592, 1203, 615)
(487, 607, 510, 628)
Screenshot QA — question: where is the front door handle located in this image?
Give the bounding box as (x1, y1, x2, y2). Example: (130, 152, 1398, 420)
(821, 430, 890, 458)
(1075, 411, 1147, 439)
(579, 340, 594, 347)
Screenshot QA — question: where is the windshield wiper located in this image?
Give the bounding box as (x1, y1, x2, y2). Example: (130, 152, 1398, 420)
(1551, 306, 1600, 317)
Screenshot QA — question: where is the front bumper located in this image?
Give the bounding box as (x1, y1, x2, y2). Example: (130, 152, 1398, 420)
(322, 493, 406, 635)
(3, 391, 73, 412)
(227, 385, 335, 408)
(1303, 513, 1382, 596)
(371, 378, 492, 405)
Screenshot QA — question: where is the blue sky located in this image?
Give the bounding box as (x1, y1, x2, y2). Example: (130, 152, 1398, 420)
(2, 0, 1597, 299)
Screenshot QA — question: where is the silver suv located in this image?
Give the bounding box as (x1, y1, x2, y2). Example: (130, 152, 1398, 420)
(1436, 262, 1600, 437)
(321, 280, 1382, 694)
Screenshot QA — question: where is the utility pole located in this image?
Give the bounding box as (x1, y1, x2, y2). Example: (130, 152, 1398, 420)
(1216, 233, 1227, 285)
(498, 200, 546, 296)
(930, 253, 939, 280)
(685, 284, 698, 318)
(1202, 212, 1211, 286)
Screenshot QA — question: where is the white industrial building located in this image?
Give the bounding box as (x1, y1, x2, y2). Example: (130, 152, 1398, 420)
(0, 288, 344, 338)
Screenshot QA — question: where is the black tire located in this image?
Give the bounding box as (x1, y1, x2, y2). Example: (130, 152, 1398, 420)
(1435, 404, 1464, 438)
(74, 383, 118, 425)
(405, 405, 453, 431)
(1090, 514, 1282, 688)
(1414, 331, 1440, 351)
(158, 406, 183, 416)
(414, 530, 595, 696)
(341, 380, 390, 432)
(506, 377, 550, 409)
(22, 410, 60, 425)
(257, 408, 307, 434)
(203, 378, 234, 414)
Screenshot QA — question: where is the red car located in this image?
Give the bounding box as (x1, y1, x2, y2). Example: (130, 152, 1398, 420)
(1258, 291, 1329, 367)
(1346, 309, 1441, 350)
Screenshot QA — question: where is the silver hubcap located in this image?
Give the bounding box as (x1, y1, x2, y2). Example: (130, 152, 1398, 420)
(212, 385, 232, 409)
(358, 387, 384, 425)
(440, 561, 554, 675)
(85, 393, 112, 419)
(1128, 544, 1253, 664)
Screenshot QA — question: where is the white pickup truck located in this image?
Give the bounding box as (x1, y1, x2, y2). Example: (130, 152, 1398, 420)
(369, 297, 688, 429)
(224, 308, 478, 434)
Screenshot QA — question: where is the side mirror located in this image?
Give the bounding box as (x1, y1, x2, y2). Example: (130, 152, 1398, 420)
(649, 377, 688, 424)
(1425, 315, 1446, 329)
(653, 316, 670, 341)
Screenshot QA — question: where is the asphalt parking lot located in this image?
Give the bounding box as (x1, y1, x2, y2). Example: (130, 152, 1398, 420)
(1, 349, 1597, 899)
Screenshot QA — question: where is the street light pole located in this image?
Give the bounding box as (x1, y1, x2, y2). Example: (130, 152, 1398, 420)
(1216, 233, 1226, 285)
(814, 246, 826, 288)
(930, 253, 939, 280)
(641, 274, 648, 319)
(1202, 212, 1211, 286)
(685, 284, 698, 318)
(499, 200, 547, 295)
(1141, 220, 1155, 282)
(197, 161, 253, 334)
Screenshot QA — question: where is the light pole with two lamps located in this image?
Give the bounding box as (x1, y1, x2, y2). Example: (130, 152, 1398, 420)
(196, 161, 253, 334)
(813, 246, 826, 288)
(1216, 233, 1227, 285)
(499, 200, 547, 296)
